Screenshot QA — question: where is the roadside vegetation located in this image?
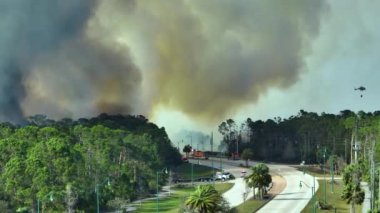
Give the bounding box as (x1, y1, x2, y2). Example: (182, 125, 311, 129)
(172, 163, 218, 180)
(230, 163, 272, 213)
(0, 114, 182, 212)
(301, 179, 362, 213)
(135, 183, 233, 213)
(234, 199, 267, 213)
(220, 110, 380, 212)
(245, 163, 272, 200)
(299, 162, 365, 212)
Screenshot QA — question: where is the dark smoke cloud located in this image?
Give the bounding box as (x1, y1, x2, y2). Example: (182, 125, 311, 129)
(0, 64, 24, 122)
(0, 0, 142, 121)
(0, 0, 97, 122)
(23, 36, 141, 119)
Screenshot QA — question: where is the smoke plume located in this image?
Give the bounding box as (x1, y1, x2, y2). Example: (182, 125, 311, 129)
(0, 0, 327, 123)
(172, 129, 211, 151)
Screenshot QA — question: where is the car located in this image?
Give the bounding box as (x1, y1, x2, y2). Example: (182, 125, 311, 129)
(182, 157, 189, 163)
(240, 170, 247, 177)
(216, 172, 234, 181)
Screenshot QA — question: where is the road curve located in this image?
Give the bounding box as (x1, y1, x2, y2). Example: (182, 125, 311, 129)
(189, 159, 254, 207)
(258, 164, 319, 213)
(192, 158, 319, 212)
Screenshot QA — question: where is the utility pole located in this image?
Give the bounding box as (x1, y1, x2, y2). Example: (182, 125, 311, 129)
(345, 139, 347, 163)
(313, 175, 316, 213)
(191, 163, 194, 187)
(323, 147, 327, 204)
(331, 156, 334, 193)
(369, 137, 375, 212)
(354, 117, 359, 164)
(190, 134, 193, 149)
(210, 132, 215, 185)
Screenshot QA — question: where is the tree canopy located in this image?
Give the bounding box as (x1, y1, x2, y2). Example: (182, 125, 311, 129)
(241, 148, 254, 167)
(0, 114, 181, 212)
(219, 110, 380, 165)
(245, 163, 272, 200)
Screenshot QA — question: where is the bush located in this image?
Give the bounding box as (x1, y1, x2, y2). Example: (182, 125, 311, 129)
(316, 200, 333, 210)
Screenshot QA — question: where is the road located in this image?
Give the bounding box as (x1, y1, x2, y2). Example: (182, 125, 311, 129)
(258, 164, 318, 213)
(190, 159, 253, 207)
(192, 158, 318, 212)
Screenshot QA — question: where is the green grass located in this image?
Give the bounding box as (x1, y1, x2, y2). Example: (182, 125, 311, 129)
(234, 198, 268, 213)
(301, 180, 361, 213)
(295, 165, 334, 178)
(214, 182, 234, 194)
(134, 187, 192, 213)
(172, 162, 218, 180)
(134, 183, 233, 213)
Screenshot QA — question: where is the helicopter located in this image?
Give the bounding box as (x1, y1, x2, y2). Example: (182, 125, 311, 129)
(354, 86, 366, 98)
(354, 86, 366, 91)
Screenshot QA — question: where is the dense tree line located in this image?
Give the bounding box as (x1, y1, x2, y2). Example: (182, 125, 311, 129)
(219, 109, 380, 212)
(219, 110, 380, 165)
(0, 114, 181, 212)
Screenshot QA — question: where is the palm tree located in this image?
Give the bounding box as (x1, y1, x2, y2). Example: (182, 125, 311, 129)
(185, 185, 223, 213)
(245, 163, 272, 199)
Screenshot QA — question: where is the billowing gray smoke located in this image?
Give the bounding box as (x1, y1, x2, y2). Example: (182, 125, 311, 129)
(0, 0, 141, 122)
(172, 129, 211, 150)
(0, 0, 96, 122)
(0, 0, 327, 124)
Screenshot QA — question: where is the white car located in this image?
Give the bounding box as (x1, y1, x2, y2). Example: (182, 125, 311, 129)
(216, 172, 233, 181)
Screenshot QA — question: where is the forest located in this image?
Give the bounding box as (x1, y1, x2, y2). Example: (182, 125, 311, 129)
(0, 114, 181, 212)
(219, 109, 380, 165)
(2, 109, 380, 212)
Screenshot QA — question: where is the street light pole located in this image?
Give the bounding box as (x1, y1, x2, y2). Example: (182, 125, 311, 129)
(323, 147, 327, 204)
(156, 168, 168, 213)
(191, 163, 194, 187)
(220, 151, 223, 171)
(210, 132, 215, 185)
(331, 156, 334, 193)
(156, 172, 159, 213)
(313, 175, 316, 213)
(95, 178, 110, 213)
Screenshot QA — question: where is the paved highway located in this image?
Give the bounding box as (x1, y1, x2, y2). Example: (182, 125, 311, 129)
(191, 158, 319, 212)
(258, 164, 318, 213)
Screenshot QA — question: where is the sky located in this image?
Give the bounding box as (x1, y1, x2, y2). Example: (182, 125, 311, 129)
(0, 0, 379, 146)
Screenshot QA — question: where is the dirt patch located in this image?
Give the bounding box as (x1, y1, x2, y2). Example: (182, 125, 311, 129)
(268, 175, 286, 196)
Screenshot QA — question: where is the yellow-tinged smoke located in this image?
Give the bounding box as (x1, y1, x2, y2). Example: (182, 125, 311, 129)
(105, 0, 327, 122)
(3, 0, 327, 123)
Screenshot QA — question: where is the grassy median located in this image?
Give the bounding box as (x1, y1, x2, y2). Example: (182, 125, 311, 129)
(301, 179, 362, 213)
(234, 198, 268, 213)
(134, 162, 230, 213)
(171, 162, 219, 180)
(134, 183, 233, 213)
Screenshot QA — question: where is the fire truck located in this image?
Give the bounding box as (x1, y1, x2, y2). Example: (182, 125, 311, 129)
(191, 150, 208, 160)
